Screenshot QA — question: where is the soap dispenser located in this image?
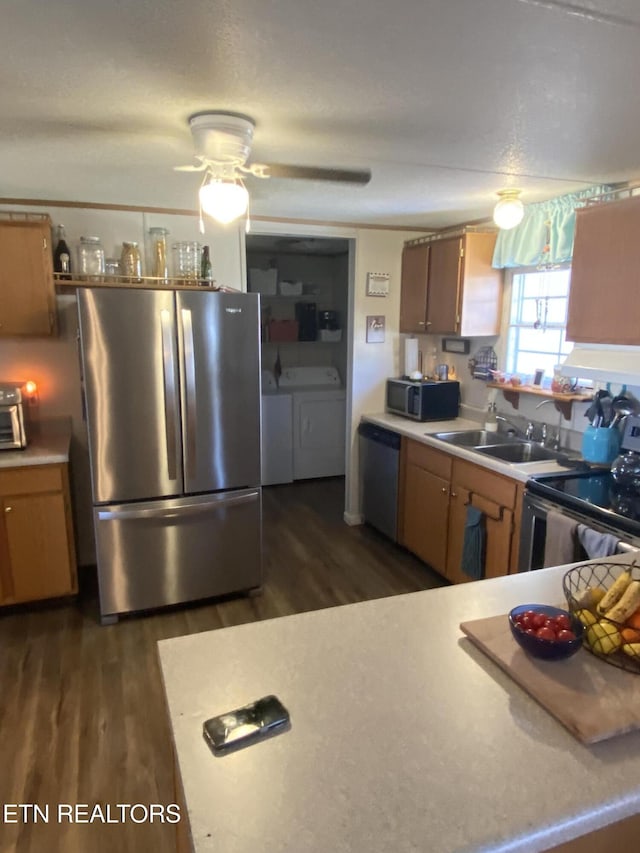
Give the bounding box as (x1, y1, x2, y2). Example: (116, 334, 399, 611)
(485, 401, 498, 432)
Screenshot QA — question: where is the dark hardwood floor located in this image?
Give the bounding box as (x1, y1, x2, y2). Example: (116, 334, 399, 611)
(0, 478, 445, 853)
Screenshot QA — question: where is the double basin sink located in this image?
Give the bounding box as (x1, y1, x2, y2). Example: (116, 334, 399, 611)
(431, 429, 572, 465)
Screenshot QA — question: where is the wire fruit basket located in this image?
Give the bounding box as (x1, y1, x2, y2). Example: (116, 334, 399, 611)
(563, 561, 640, 674)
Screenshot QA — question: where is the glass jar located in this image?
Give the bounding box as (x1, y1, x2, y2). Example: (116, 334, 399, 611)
(120, 242, 142, 283)
(104, 258, 120, 278)
(147, 227, 170, 284)
(78, 236, 105, 281)
(172, 241, 201, 285)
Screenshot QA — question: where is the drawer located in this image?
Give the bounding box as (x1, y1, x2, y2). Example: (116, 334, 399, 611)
(452, 458, 517, 508)
(0, 464, 64, 497)
(405, 439, 452, 480)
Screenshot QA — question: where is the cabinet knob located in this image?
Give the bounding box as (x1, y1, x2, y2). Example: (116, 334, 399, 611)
(418, 321, 425, 326)
(441, 487, 447, 494)
(5, 506, 12, 512)
(451, 491, 458, 498)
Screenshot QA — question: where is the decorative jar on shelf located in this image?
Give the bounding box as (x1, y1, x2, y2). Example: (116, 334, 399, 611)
(146, 227, 170, 283)
(120, 242, 142, 282)
(77, 236, 105, 281)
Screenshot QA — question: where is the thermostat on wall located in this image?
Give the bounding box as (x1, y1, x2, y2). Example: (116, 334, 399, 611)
(366, 272, 390, 297)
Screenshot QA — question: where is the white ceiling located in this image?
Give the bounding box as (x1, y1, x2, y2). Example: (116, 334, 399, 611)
(2, 0, 640, 228)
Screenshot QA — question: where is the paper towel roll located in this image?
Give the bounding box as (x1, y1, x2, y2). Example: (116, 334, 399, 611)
(404, 338, 419, 376)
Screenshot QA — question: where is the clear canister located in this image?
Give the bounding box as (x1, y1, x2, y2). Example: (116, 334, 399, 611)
(78, 236, 105, 281)
(172, 241, 201, 285)
(147, 227, 170, 284)
(120, 242, 142, 282)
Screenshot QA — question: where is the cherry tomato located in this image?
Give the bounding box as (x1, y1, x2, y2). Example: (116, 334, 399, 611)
(532, 613, 547, 630)
(554, 613, 571, 631)
(536, 626, 557, 641)
(524, 628, 537, 636)
(557, 629, 576, 642)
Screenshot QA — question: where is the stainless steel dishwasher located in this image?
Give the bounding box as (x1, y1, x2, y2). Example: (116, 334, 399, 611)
(358, 422, 401, 542)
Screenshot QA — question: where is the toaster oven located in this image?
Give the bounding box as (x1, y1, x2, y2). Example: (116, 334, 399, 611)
(0, 383, 28, 449)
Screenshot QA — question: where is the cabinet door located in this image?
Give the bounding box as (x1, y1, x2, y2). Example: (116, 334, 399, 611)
(566, 197, 640, 344)
(446, 487, 513, 584)
(402, 463, 450, 576)
(2, 491, 76, 602)
(0, 218, 56, 336)
(399, 244, 430, 333)
(427, 237, 462, 334)
(458, 232, 502, 337)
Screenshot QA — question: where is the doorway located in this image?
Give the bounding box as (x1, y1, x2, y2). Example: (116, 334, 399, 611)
(246, 233, 352, 488)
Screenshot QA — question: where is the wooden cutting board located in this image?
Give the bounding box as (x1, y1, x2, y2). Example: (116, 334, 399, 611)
(460, 614, 640, 744)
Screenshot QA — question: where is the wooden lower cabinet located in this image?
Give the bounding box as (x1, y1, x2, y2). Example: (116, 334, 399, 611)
(399, 438, 522, 582)
(0, 463, 77, 606)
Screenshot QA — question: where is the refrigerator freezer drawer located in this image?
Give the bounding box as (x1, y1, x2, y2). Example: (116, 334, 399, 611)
(94, 489, 262, 620)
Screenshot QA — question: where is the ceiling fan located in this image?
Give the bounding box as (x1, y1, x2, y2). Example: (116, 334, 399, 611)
(174, 111, 371, 225)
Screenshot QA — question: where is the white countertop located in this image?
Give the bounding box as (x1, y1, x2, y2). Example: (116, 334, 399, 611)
(159, 553, 640, 853)
(362, 412, 575, 483)
(0, 418, 72, 468)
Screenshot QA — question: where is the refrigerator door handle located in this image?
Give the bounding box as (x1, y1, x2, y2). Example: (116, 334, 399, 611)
(97, 490, 260, 522)
(161, 308, 178, 480)
(180, 307, 197, 478)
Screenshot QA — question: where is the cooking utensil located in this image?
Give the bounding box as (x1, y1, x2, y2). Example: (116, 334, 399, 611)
(609, 395, 638, 429)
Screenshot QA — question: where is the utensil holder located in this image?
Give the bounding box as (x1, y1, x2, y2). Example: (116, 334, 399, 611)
(581, 425, 621, 465)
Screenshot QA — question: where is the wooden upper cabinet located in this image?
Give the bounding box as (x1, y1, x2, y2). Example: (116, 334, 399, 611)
(0, 215, 57, 337)
(566, 196, 640, 345)
(427, 236, 462, 335)
(427, 231, 503, 336)
(399, 243, 430, 333)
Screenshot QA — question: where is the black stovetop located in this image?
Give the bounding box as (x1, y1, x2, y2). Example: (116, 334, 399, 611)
(527, 469, 640, 538)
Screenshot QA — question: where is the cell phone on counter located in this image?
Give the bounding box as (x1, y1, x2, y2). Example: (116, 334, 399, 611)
(203, 695, 290, 756)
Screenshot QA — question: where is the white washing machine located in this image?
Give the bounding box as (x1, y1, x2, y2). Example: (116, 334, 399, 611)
(261, 370, 293, 485)
(278, 367, 346, 480)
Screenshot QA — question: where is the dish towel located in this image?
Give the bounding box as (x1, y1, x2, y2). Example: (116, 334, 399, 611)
(576, 524, 620, 559)
(461, 506, 485, 580)
(543, 511, 579, 568)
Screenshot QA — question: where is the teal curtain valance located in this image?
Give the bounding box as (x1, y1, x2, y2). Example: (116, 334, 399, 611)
(492, 185, 613, 269)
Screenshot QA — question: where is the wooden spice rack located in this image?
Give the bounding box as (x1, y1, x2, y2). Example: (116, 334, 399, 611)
(487, 382, 592, 420)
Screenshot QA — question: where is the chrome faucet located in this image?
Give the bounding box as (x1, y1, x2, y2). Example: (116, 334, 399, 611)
(495, 414, 534, 440)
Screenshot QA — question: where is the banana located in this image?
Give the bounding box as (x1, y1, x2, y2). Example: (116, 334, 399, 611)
(597, 570, 632, 616)
(605, 581, 640, 624)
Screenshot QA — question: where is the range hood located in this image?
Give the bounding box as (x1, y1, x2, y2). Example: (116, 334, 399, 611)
(560, 344, 640, 386)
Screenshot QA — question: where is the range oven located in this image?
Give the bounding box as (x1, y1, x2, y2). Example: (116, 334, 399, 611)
(519, 470, 640, 571)
(0, 384, 27, 450)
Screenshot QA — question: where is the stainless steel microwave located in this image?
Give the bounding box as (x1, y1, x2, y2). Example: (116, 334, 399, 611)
(0, 384, 27, 449)
(386, 378, 460, 421)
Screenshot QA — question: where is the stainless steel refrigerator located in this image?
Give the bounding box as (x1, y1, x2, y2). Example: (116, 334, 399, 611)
(77, 287, 262, 623)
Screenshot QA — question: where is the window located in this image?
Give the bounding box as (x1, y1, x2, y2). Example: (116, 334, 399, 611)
(505, 267, 573, 386)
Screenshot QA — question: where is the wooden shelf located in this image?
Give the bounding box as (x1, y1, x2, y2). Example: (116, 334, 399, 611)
(54, 275, 234, 292)
(487, 383, 592, 420)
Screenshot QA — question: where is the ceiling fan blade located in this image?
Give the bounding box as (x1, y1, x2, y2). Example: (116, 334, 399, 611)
(173, 163, 208, 172)
(262, 164, 371, 185)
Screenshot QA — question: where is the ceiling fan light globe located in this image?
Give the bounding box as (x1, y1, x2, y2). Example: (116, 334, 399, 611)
(199, 180, 249, 224)
(493, 196, 524, 230)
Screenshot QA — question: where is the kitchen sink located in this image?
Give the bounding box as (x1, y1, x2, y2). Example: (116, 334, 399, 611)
(474, 442, 565, 464)
(431, 429, 515, 447)
(430, 429, 573, 466)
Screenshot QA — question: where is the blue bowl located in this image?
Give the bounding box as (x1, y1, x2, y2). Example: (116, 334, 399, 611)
(508, 604, 584, 661)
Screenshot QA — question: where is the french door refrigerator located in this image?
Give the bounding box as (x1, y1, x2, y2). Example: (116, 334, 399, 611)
(77, 287, 262, 623)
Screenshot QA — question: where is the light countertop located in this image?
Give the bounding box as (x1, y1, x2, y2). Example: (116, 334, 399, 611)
(361, 412, 576, 483)
(159, 553, 640, 853)
(0, 418, 72, 468)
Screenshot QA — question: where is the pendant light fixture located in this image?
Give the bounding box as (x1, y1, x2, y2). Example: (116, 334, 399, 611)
(493, 189, 524, 230)
(199, 175, 249, 225)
